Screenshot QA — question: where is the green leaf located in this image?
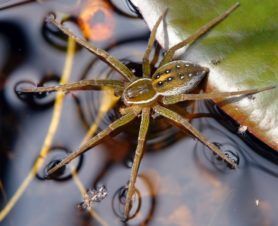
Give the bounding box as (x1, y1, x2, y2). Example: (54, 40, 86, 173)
(131, 0, 278, 150)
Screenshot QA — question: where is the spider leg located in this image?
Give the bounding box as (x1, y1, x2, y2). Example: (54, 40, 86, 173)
(124, 108, 150, 218)
(151, 42, 162, 67)
(47, 106, 142, 175)
(119, 106, 137, 115)
(143, 9, 168, 77)
(162, 85, 276, 104)
(48, 16, 136, 81)
(20, 79, 124, 95)
(159, 3, 240, 66)
(153, 105, 237, 168)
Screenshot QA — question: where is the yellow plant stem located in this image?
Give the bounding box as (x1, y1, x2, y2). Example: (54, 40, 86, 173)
(0, 37, 76, 221)
(71, 88, 119, 226)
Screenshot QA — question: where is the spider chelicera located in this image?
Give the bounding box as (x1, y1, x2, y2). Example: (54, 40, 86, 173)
(23, 2, 275, 219)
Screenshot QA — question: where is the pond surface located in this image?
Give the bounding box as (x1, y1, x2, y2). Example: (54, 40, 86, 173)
(0, 1, 277, 226)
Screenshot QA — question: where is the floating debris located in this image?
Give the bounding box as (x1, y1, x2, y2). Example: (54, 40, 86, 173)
(238, 125, 248, 135)
(78, 186, 108, 211)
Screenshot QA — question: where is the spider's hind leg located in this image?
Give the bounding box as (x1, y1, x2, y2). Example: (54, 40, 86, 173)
(162, 86, 276, 104)
(47, 106, 141, 175)
(153, 105, 237, 168)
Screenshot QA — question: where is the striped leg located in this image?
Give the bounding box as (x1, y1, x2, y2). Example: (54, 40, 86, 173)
(162, 86, 276, 104)
(124, 108, 150, 218)
(21, 79, 124, 94)
(48, 16, 136, 81)
(153, 105, 236, 168)
(160, 3, 240, 66)
(47, 106, 142, 175)
(143, 9, 168, 77)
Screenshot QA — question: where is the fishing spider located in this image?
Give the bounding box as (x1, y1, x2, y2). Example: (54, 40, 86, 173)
(23, 2, 274, 219)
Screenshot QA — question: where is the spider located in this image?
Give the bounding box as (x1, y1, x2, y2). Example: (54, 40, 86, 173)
(22, 2, 275, 219)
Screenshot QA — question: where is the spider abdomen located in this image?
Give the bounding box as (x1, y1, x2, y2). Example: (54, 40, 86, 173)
(152, 61, 209, 96)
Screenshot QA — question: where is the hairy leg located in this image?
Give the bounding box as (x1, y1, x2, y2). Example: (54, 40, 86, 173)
(20, 79, 125, 94)
(47, 106, 142, 175)
(160, 3, 239, 66)
(124, 108, 150, 218)
(48, 15, 136, 81)
(153, 105, 236, 168)
(162, 85, 276, 104)
(151, 42, 162, 67)
(143, 9, 168, 77)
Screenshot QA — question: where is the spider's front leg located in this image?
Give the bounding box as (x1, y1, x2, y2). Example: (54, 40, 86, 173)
(160, 3, 240, 66)
(48, 15, 136, 81)
(142, 9, 168, 77)
(124, 108, 150, 219)
(47, 106, 141, 175)
(162, 85, 276, 104)
(20, 79, 124, 95)
(153, 105, 237, 168)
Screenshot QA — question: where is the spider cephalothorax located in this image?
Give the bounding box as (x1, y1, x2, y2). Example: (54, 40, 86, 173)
(22, 2, 275, 220)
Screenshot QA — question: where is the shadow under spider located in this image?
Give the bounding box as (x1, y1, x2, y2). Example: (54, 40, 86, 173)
(21, 2, 276, 220)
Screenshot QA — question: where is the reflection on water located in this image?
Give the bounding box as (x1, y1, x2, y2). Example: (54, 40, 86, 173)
(0, 1, 277, 226)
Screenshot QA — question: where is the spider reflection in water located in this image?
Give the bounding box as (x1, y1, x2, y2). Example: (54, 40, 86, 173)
(22, 2, 275, 220)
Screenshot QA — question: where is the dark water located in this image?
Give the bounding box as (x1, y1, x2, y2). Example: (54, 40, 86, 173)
(0, 1, 277, 226)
